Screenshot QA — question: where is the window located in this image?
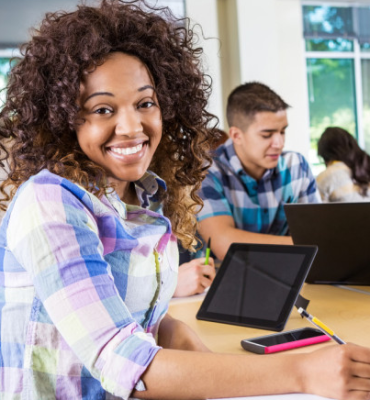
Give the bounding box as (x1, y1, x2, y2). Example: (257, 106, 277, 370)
(303, 4, 370, 174)
(0, 49, 19, 109)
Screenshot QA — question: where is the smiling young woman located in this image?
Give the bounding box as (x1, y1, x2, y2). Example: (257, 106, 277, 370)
(76, 52, 163, 201)
(0, 1, 370, 400)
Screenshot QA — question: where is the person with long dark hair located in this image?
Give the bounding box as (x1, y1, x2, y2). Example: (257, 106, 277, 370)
(317, 127, 370, 202)
(1, 2, 370, 399)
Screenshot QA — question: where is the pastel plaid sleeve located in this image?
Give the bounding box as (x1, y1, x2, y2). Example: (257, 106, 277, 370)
(197, 167, 233, 221)
(6, 178, 161, 399)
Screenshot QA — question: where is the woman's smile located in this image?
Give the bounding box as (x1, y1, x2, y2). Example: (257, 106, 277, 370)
(106, 140, 148, 160)
(109, 143, 144, 156)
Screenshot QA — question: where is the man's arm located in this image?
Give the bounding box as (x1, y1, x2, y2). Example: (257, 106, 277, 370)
(198, 215, 293, 260)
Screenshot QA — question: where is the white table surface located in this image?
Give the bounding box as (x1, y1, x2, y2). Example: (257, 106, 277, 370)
(214, 395, 333, 400)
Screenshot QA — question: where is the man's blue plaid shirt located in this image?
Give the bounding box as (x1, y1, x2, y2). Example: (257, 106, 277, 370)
(197, 139, 320, 236)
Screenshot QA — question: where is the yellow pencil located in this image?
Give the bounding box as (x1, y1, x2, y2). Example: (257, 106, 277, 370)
(298, 307, 346, 345)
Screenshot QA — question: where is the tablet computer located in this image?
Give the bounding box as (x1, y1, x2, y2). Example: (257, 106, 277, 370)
(196, 243, 317, 331)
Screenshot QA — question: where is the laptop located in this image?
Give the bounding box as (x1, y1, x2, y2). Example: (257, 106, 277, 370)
(284, 203, 370, 285)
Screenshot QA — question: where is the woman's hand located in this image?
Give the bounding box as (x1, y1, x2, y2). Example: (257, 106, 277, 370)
(300, 343, 370, 399)
(173, 257, 216, 297)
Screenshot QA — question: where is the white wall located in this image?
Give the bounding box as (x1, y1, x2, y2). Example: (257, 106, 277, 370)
(186, 0, 311, 158)
(277, 0, 311, 157)
(185, 0, 224, 128)
(233, 0, 310, 157)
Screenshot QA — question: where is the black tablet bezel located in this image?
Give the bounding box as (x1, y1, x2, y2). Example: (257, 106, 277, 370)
(196, 243, 318, 331)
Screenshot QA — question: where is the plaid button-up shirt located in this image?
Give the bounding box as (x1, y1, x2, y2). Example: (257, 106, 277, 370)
(0, 169, 178, 399)
(198, 139, 320, 236)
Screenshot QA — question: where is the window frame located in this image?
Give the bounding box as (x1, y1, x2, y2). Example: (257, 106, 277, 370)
(302, 2, 370, 169)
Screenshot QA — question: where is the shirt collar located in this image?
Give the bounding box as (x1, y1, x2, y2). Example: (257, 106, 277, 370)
(219, 138, 245, 174)
(134, 170, 167, 208)
(105, 171, 167, 218)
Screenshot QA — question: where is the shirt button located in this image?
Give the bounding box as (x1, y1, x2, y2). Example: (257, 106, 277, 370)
(264, 209, 268, 213)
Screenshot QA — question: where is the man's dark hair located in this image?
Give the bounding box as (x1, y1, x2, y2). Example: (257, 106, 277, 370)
(226, 82, 290, 129)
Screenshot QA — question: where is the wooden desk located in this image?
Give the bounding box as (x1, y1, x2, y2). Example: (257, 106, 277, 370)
(169, 284, 370, 400)
(169, 284, 370, 354)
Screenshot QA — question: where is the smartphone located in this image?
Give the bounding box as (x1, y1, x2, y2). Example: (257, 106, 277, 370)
(241, 327, 331, 354)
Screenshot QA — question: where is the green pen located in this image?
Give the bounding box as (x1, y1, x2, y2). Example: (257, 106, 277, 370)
(205, 237, 211, 265)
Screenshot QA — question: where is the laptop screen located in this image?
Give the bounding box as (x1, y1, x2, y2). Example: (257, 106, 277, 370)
(284, 202, 370, 285)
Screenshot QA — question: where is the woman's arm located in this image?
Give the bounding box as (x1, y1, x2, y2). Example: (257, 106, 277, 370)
(158, 314, 210, 352)
(134, 342, 370, 400)
(136, 312, 370, 399)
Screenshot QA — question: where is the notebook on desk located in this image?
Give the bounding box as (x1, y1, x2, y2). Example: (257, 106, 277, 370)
(284, 202, 370, 285)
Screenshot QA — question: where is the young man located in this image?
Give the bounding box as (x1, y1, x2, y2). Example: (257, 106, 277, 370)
(197, 82, 320, 260)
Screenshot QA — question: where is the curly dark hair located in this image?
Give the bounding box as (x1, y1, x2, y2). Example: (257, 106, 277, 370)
(226, 82, 290, 129)
(0, 0, 219, 250)
(318, 126, 370, 196)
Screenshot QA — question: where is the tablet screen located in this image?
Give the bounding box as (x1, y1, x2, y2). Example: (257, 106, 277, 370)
(196, 243, 317, 331)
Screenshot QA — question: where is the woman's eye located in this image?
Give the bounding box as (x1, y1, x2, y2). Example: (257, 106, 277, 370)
(94, 107, 112, 114)
(139, 101, 155, 109)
